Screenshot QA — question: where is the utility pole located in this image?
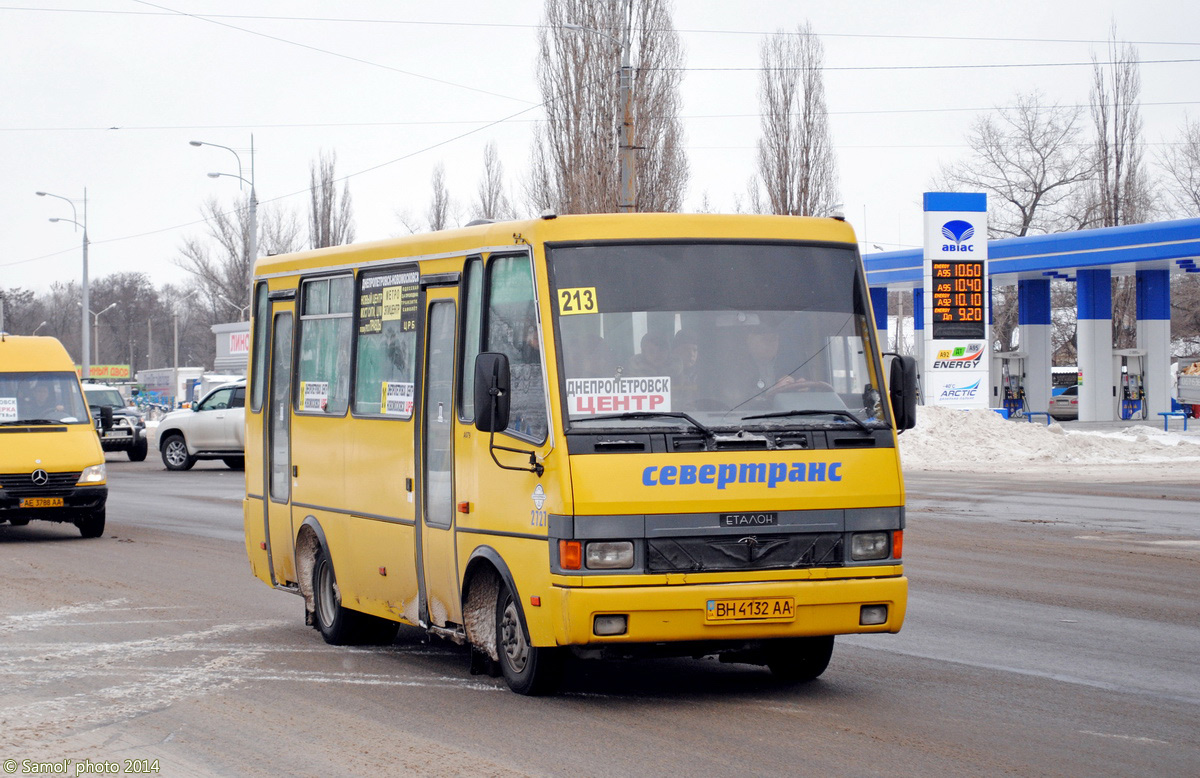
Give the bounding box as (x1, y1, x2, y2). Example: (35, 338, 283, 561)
(617, 0, 636, 213)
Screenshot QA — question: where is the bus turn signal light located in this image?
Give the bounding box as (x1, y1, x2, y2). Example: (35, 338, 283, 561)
(559, 540, 582, 570)
(892, 530, 904, 559)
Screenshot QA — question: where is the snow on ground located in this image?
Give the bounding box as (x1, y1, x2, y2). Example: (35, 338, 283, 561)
(899, 405, 1200, 480)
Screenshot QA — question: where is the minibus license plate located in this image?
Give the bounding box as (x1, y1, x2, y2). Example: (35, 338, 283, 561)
(706, 597, 795, 623)
(20, 497, 64, 508)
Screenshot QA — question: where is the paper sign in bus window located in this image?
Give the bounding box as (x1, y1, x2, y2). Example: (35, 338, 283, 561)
(382, 381, 414, 416)
(566, 376, 671, 415)
(0, 397, 17, 422)
(301, 381, 329, 412)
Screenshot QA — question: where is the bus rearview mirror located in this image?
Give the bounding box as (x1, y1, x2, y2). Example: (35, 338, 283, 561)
(474, 352, 511, 433)
(889, 355, 918, 431)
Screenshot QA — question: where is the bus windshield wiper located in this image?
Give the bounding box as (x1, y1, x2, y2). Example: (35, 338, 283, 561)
(739, 408, 872, 433)
(0, 419, 62, 426)
(572, 411, 716, 440)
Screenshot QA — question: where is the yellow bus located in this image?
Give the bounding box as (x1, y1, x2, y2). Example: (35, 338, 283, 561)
(243, 213, 917, 694)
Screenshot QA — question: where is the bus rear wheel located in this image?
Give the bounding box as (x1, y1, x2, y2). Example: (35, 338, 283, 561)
(765, 635, 835, 683)
(495, 587, 562, 695)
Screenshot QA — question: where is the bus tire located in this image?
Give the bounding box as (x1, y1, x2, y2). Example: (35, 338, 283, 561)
(765, 635, 834, 683)
(311, 544, 397, 646)
(160, 434, 195, 471)
(495, 586, 562, 695)
(222, 456, 245, 470)
(76, 508, 106, 539)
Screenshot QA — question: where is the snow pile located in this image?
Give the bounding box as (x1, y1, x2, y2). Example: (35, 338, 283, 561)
(898, 405, 1200, 473)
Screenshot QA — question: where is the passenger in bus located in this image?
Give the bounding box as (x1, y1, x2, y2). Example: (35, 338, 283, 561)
(629, 332, 671, 377)
(670, 329, 701, 405)
(565, 333, 616, 378)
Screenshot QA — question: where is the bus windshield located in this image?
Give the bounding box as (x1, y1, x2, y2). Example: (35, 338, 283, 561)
(0, 371, 91, 425)
(548, 241, 888, 432)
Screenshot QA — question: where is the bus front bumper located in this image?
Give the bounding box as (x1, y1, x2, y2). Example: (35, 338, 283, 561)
(551, 574, 907, 646)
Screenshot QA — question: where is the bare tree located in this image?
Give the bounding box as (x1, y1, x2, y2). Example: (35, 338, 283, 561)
(428, 163, 453, 231)
(88, 273, 162, 371)
(1089, 30, 1155, 229)
(934, 92, 1093, 238)
(755, 23, 839, 216)
(1088, 29, 1156, 349)
(309, 150, 355, 249)
(0, 287, 42, 336)
(1160, 116, 1200, 216)
(529, 0, 688, 214)
(474, 141, 515, 221)
(176, 196, 302, 311)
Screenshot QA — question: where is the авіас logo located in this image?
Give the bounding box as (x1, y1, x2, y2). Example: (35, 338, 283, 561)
(941, 219, 975, 252)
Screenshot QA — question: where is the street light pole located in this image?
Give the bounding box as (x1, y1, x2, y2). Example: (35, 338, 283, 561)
(564, 5, 636, 213)
(173, 290, 198, 408)
(190, 135, 257, 298)
(36, 188, 89, 376)
(90, 302, 117, 365)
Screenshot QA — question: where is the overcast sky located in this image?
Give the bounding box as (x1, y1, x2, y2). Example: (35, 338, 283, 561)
(4, 0, 1199, 299)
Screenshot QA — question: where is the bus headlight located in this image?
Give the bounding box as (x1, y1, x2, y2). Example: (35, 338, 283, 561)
(850, 531, 889, 561)
(585, 541, 634, 570)
(77, 464, 107, 485)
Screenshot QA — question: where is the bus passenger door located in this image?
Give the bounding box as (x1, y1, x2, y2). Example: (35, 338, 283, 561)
(418, 291, 462, 627)
(265, 310, 296, 585)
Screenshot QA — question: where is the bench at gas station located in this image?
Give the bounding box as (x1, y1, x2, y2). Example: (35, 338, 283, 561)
(1157, 411, 1189, 431)
(1024, 411, 1052, 425)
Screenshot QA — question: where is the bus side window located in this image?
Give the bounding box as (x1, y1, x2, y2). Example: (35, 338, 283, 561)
(485, 255, 548, 442)
(296, 275, 353, 416)
(353, 267, 419, 418)
(458, 257, 483, 422)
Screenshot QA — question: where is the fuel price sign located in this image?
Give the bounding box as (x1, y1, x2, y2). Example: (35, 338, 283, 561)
(931, 260, 985, 339)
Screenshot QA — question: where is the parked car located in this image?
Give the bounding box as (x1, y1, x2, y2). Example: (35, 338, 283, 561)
(82, 383, 149, 461)
(157, 380, 246, 471)
(1048, 385, 1079, 420)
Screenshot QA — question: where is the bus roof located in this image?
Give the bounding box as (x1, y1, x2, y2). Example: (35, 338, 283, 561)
(253, 212, 859, 279)
(0, 334, 77, 372)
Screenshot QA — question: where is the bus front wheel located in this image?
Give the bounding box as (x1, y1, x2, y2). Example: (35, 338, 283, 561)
(311, 545, 397, 646)
(765, 635, 835, 682)
(495, 587, 562, 695)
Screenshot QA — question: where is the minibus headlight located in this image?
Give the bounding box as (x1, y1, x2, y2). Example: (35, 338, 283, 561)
(850, 531, 889, 561)
(77, 464, 107, 485)
(585, 541, 634, 570)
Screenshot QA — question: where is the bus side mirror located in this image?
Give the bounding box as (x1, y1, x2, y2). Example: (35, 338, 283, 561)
(474, 352, 511, 433)
(889, 355, 918, 431)
(91, 405, 113, 431)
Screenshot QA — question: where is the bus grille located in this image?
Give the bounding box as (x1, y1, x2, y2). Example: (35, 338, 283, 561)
(647, 533, 844, 573)
(0, 472, 82, 498)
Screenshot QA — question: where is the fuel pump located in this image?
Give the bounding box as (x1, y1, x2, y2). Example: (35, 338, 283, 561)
(1114, 349, 1147, 421)
(993, 351, 1027, 419)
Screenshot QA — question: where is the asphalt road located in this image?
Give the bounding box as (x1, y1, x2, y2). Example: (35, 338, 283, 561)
(0, 453, 1197, 777)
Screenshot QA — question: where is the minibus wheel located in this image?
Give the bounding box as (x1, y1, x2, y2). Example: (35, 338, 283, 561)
(495, 587, 562, 695)
(765, 635, 834, 682)
(311, 544, 397, 646)
(76, 508, 105, 539)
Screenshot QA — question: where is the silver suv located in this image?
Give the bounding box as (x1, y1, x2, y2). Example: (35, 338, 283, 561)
(157, 381, 246, 470)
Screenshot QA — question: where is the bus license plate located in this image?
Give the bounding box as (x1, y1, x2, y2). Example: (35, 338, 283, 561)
(20, 497, 64, 508)
(706, 597, 795, 623)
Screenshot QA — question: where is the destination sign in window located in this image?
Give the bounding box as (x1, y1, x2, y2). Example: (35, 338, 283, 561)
(931, 260, 985, 339)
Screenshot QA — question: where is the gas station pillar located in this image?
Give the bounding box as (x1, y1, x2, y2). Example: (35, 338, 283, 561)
(1076, 268, 1114, 421)
(912, 287, 925, 377)
(1136, 268, 1172, 416)
(1018, 279, 1053, 417)
(870, 287, 889, 350)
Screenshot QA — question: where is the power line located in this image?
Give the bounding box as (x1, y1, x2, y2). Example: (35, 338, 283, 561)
(128, 0, 536, 105)
(6, 7, 1200, 48)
